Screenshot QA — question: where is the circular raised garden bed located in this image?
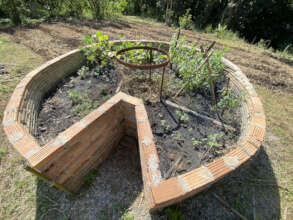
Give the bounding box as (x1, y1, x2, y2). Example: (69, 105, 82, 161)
(2, 40, 266, 212)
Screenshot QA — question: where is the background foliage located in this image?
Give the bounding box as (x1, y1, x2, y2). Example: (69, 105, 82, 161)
(0, 0, 292, 51)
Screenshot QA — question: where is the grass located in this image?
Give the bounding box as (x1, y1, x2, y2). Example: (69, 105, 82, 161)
(0, 17, 292, 219)
(0, 34, 43, 219)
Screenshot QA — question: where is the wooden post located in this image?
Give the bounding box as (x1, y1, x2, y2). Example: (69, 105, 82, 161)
(149, 49, 153, 80)
(207, 60, 217, 105)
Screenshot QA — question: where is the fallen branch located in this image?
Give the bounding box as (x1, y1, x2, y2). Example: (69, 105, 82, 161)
(213, 193, 248, 220)
(174, 50, 214, 99)
(165, 100, 236, 132)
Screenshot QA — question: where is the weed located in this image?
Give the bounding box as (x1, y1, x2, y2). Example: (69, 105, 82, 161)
(191, 138, 202, 147)
(175, 110, 189, 123)
(77, 66, 90, 79)
(213, 23, 228, 39)
(102, 94, 111, 102)
(173, 132, 183, 141)
(67, 90, 84, 105)
(68, 90, 99, 117)
(161, 120, 170, 131)
(84, 169, 99, 186)
(165, 206, 184, 220)
(0, 148, 7, 160)
(203, 132, 224, 149)
(188, 127, 193, 132)
(121, 212, 134, 220)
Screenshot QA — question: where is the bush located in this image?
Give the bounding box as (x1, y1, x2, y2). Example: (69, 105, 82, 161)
(179, 8, 193, 30)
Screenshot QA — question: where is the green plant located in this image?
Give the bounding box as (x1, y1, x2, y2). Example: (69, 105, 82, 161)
(173, 132, 183, 141)
(84, 168, 99, 186)
(213, 23, 228, 39)
(67, 90, 84, 105)
(179, 8, 192, 30)
(161, 120, 170, 131)
(202, 132, 224, 150)
(191, 138, 202, 147)
(165, 206, 183, 220)
(169, 34, 225, 95)
(102, 94, 111, 102)
(175, 110, 189, 123)
(121, 212, 134, 220)
(214, 88, 241, 112)
(77, 66, 90, 79)
(0, 148, 7, 160)
(79, 32, 115, 67)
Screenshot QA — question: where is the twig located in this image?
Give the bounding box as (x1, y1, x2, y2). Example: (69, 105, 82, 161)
(213, 193, 248, 220)
(138, 192, 144, 209)
(164, 154, 183, 179)
(165, 100, 236, 132)
(115, 79, 123, 93)
(174, 50, 214, 99)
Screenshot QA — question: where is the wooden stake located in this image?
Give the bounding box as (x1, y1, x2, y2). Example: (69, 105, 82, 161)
(174, 50, 214, 99)
(160, 66, 166, 100)
(207, 60, 217, 105)
(165, 100, 236, 132)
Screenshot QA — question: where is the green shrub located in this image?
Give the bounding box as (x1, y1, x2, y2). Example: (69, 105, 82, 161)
(169, 34, 225, 95)
(79, 32, 115, 67)
(178, 8, 192, 30)
(213, 23, 228, 39)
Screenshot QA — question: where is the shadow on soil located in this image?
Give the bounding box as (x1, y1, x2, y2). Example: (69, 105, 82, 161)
(35, 144, 142, 220)
(35, 144, 280, 219)
(152, 147, 281, 220)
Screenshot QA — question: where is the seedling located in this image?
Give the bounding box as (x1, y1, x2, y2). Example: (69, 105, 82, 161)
(175, 110, 189, 123)
(191, 138, 202, 147)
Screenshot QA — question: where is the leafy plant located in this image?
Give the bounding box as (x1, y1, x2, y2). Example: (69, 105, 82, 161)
(206, 132, 224, 148)
(169, 34, 225, 95)
(77, 66, 90, 79)
(161, 120, 170, 131)
(191, 138, 202, 147)
(213, 23, 228, 39)
(214, 88, 241, 112)
(121, 212, 134, 220)
(0, 148, 7, 160)
(165, 206, 184, 220)
(179, 8, 193, 30)
(67, 90, 84, 105)
(79, 32, 115, 68)
(173, 132, 183, 141)
(175, 110, 189, 123)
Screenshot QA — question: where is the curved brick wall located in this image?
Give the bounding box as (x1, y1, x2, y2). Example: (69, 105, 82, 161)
(2, 41, 265, 212)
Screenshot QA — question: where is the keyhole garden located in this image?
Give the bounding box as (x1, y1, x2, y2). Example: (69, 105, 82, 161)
(3, 31, 265, 212)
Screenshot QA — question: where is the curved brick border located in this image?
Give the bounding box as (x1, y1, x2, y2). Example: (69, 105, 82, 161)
(2, 40, 265, 212)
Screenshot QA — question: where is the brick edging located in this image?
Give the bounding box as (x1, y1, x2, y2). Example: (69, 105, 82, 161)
(2, 40, 265, 212)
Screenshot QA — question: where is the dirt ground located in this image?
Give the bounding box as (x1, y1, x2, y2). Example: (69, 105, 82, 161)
(1, 18, 293, 219)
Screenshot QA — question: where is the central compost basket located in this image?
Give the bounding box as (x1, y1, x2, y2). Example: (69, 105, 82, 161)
(2, 40, 266, 212)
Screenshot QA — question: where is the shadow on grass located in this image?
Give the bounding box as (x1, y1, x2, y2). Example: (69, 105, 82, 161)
(35, 144, 142, 220)
(152, 147, 281, 220)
